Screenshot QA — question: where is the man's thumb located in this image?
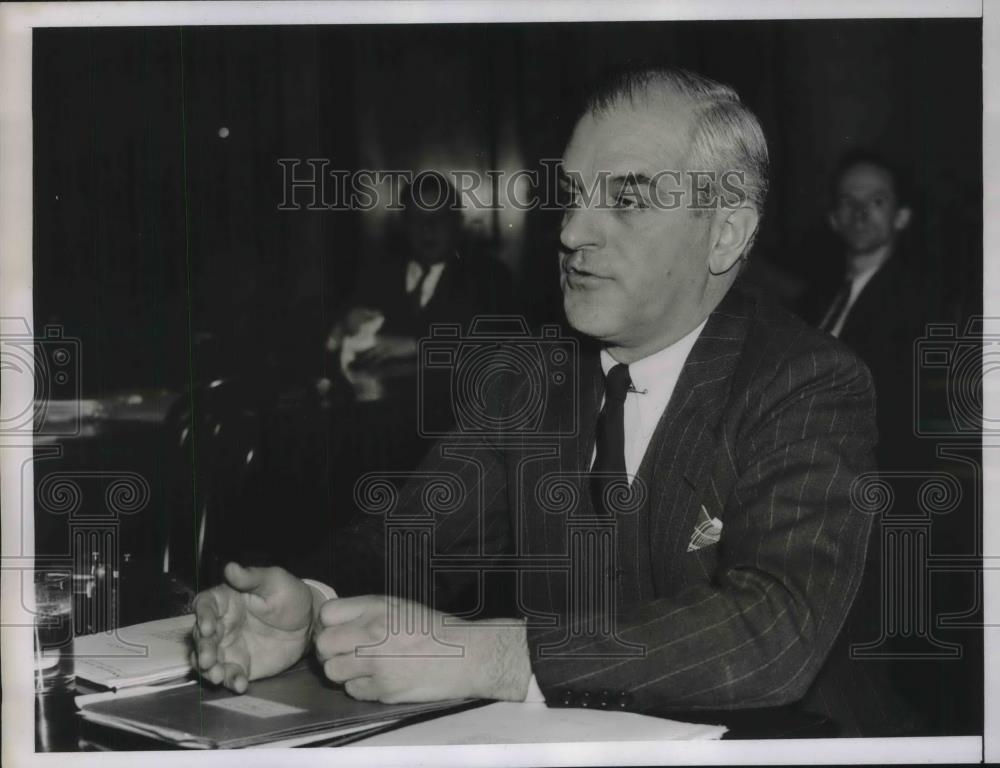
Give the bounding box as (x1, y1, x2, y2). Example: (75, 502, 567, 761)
(223, 562, 267, 594)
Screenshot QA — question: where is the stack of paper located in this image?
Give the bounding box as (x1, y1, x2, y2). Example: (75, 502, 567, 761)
(76, 663, 475, 749)
(357, 701, 727, 745)
(74, 615, 195, 689)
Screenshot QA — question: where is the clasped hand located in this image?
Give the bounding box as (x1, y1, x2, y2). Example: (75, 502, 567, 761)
(191, 562, 531, 703)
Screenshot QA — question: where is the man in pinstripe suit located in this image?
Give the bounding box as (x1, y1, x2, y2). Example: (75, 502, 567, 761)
(193, 69, 889, 735)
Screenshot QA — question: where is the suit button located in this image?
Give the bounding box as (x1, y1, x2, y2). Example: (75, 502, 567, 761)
(558, 689, 573, 707)
(598, 690, 611, 709)
(616, 691, 630, 709)
(580, 691, 591, 708)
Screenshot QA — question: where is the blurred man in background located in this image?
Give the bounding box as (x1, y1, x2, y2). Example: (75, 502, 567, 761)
(807, 150, 929, 470)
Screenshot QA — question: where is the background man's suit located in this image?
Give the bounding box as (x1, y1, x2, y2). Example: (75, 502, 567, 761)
(306, 281, 897, 735)
(800, 250, 931, 469)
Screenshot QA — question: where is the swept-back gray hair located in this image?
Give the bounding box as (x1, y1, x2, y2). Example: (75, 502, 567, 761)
(586, 67, 769, 241)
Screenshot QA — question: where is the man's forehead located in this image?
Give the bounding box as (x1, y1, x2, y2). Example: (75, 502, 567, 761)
(837, 163, 896, 196)
(562, 99, 694, 178)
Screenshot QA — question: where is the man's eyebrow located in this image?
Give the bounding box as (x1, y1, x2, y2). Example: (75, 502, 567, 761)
(609, 172, 654, 188)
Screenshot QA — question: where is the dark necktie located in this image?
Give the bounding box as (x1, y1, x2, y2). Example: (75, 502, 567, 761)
(591, 363, 631, 517)
(819, 278, 853, 334)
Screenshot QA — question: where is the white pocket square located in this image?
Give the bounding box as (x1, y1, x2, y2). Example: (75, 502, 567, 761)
(687, 506, 723, 552)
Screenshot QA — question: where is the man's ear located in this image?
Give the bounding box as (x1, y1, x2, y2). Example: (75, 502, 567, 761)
(893, 206, 912, 232)
(708, 206, 760, 276)
(827, 211, 842, 233)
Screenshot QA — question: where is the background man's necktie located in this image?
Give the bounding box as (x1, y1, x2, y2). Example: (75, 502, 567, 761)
(819, 278, 853, 333)
(591, 363, 631, 516)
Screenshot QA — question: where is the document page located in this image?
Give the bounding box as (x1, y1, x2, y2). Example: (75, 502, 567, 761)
(74, 614, 195, 689)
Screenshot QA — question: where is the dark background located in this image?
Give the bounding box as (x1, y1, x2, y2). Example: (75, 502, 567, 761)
(33, 19, 982, 394)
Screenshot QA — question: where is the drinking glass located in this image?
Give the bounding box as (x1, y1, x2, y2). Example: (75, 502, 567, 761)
(33, 571, 75, 694)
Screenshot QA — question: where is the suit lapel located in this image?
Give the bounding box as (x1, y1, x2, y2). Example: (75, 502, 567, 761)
(839, 255, 900, 342)
(642, 287, 753, 586)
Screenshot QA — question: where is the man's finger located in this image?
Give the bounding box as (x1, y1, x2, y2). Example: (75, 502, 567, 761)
(318, 647, 373, 681)
(319, 595, 377, 627)
(193, 659, 216, 683)
(343, 675, 379, 701)
(314, 625, 372, 660)
(322, 653, 372, 684)
(223, 661, 249, 694)
(207, 663, 225, 686)
(223, 562, 268, 594)
(197, 643, 218, 671)
(192, 590, 222, 636)
(196, 636, 218, 670)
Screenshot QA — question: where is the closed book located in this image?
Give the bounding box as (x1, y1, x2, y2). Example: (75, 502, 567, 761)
(77, 662, 478, 749)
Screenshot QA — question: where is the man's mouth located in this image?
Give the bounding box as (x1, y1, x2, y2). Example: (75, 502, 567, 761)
(563, 264, 606, 288)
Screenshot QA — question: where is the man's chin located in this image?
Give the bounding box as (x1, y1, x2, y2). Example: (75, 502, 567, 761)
(564, 303, 617, 341)
(846, 237, 889, 256)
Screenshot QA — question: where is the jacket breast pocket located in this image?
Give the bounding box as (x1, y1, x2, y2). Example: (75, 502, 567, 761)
(678, 504, 723, 585)
(682, 539, 720, 584)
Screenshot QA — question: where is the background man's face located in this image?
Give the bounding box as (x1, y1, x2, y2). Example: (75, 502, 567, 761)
(829, 162, 909, 257)
(559, 99, 713, 354)
(404, 206, 459, 265)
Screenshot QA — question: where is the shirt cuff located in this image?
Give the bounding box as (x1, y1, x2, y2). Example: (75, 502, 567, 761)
(523, 674, 546, 703)
(302, 579, 338, 602)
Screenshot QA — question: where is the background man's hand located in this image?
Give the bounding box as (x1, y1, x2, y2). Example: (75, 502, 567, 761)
(314, 595, 531, 704)
(326, 307, 384, 352)
(343, 307, 383, 336)
(191, 562, 316, 693)
(353, 334, 418, 365)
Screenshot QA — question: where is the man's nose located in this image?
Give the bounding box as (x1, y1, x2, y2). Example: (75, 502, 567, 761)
(849, 201, 872, 224)
(559, 206, 604, 252)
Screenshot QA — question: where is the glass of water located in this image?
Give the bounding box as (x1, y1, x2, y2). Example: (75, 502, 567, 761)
(34, 571, 75, 694)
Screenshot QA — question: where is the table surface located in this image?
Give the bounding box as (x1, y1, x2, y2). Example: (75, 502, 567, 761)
(36, 675, 837, 752)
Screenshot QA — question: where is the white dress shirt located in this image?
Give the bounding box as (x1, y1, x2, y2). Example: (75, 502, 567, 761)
(822, 246, 893, 338)
(592, 319, 708, 478)
(404, 260, 447, 308)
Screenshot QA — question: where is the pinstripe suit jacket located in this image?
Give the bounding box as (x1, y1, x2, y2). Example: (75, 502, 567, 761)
(318, 282, 879, 729)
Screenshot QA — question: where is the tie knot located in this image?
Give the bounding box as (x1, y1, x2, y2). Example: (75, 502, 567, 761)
(604, 364, 632, 403)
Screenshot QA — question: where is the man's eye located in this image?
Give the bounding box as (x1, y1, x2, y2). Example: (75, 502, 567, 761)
(558, 185, 580, 210)
(614, 194, 646, 211)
